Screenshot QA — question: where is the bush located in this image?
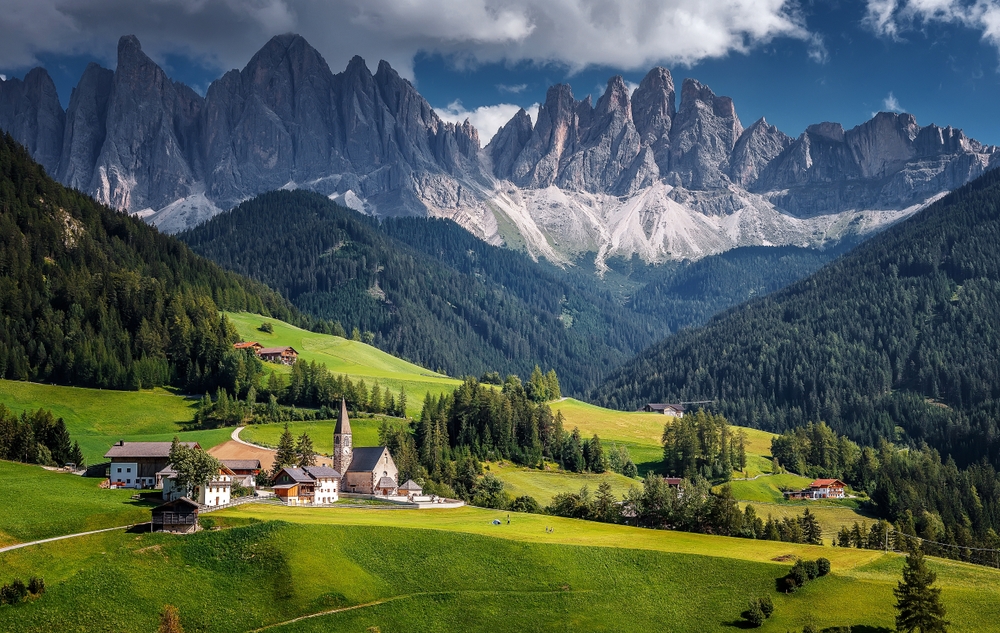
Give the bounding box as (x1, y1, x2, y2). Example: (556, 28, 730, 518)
(509, 495, 541, 514)
(0, 579, 28, 605)
(258, 322, 273, 333)
(740, 603, 765, 627)
(788, 560, 809, 588)
(199, 517, 216, 530)
(816, 557, 831, 576)
(803, 559, 819, 580)
(27, 577, 45, 596)
(758, 595, 774, 618)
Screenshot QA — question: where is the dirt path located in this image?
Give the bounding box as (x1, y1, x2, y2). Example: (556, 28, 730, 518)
(0, 525, 128, 554)
(208, 427, 334, 470)
(248, 589, 591, 632)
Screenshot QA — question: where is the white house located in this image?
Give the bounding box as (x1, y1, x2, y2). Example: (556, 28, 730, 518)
(272, 465, 342, 505)
(159, 464, 235, 507)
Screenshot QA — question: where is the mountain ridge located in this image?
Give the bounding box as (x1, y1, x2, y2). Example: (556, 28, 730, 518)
(1, 33, 997, 268)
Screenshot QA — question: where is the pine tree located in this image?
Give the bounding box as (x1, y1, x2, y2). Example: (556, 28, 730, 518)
(295, 432, 316, 467)
(799, 509, 823, 545)
(273, 423, 297, 472)
(397, 386, 408, 418)
(894, 546, 949, 633)
(69, 441, 85, 468)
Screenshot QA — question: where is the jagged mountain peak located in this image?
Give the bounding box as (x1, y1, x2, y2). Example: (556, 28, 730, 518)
(596, 76, 632, 117)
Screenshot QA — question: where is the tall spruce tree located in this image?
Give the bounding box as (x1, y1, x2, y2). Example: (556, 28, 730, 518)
(273, 423, 297, 473)
(894, 546, 949, 633)
(295, 432, 316, 467)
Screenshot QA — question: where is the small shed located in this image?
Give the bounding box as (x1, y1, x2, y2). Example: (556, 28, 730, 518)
(151, 498, 200, 533)
(376, 476, 398, 496)
(399, 479, 422, 496)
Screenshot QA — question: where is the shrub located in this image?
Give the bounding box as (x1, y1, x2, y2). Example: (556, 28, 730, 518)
(816, 557, 831, 576)
(258, 322, 273, 333)
(158, 604, 185, 633)
(199, 517, 216, 530)
(758, 595, 774, 618)
(741, 603, 765, 627)
(509, 495, 541, 514)
(803, 559, 819, 580)
(27, 577, 45, 596)
(0, 579, 28, 605)
(789, 560, 809, 587)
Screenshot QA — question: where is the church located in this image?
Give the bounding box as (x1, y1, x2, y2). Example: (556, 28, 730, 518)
(333, 398, 400, 495)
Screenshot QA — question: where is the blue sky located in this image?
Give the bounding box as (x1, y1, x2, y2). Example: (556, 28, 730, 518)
(2, 0, 999, 145)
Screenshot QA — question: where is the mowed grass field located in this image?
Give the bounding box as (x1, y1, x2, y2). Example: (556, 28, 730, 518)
(554, 398, 777, 478)
(226, 312, 461, 418)
(741, 502, 878, 543)
(0, 461, 154, 547)
(2, 502, 998, 632)
(0, 380, 232, 465)
(485, 461, 639, 506)
(240, 417, 387, 454)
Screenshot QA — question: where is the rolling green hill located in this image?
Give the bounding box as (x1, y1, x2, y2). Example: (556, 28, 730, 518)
(226, 311, 460, 418)
(0, 380, 231, 464)
(1, 502, 997, 632)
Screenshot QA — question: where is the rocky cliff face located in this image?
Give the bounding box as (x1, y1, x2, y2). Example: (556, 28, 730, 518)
(2, 34, 997, 266)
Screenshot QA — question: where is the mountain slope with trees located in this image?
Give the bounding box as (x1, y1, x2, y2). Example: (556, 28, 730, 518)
(180, 189, 839, 395)
(0, 133, 302, 392)
(593, 166, 1000, 469)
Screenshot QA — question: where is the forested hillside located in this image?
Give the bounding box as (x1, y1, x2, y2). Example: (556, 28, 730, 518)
(594, 166, 1000, 469)
(181, 190, 839, 394)
(0, 134, 300, 392)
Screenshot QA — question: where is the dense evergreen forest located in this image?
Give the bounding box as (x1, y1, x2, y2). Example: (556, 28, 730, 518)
(181, 190, 838, 394)
(0, 134, 302, 392)
(593, 166, 1000, 471)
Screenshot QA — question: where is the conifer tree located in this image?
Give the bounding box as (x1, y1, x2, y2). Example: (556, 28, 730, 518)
(894, 546, 949, 633)
(295, 432, 316, 467)
(273, 423, 297, 473)
(799, 509, 823, 545)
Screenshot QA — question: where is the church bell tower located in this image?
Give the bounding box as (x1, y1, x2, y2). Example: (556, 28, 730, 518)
(333, 398, 353, 475)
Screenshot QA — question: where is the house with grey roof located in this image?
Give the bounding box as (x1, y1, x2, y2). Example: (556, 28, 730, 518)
(220, 459, 261, 488)
(104, 440, 199, 489)
(272, 465, 342, 505)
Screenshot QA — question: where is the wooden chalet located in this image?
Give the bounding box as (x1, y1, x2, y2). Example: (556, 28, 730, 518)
(233, 341, 262, 352)
(257, 346, 299, 365)
(272, 466, 342, 505)
(151, 498, 200, 533)
(782, 478, 847, 500)
(643, 403, 686, 418)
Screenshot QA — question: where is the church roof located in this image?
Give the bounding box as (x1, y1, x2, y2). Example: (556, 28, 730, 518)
(334, 398, 351, 435)
(377, 476, 398, 489)
(347, 447, 388, 473)
(399, 479, 422, 491)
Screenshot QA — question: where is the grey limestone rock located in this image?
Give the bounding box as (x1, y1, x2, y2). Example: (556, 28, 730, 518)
(0, 67, 65, 176)
(668, 78, 743, 189)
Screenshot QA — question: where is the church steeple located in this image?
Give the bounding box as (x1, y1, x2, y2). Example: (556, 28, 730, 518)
(333, 398, 352, 475)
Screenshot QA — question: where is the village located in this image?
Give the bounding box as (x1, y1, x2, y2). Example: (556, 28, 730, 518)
(103, 396, 463, 533)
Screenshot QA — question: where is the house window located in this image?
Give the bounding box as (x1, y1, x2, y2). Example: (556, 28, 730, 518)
(126, 467, 131, 473)
(117, 468, 122, 473)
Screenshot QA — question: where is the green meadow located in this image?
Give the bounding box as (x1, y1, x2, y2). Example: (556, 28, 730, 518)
(485, 461, 639, 506)
(240, 417, 387, 454)
(225, 311, 462, 418)
(0, 380, 231, 465)
(0, 461, 154, 547)
(2, 501, 998, 632)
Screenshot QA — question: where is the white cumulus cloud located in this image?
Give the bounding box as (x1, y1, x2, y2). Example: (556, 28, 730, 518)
(497, 83, 528, 94)
(0, 0, 815, 80)
(435, 100, 540, 143)
(864, 0, 1000, 55)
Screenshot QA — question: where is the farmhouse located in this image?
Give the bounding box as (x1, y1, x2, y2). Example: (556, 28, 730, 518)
(221, 459, 261, 488)
(272, 465, 342, 505)
(233, 341, 262, 352)
(105, 440, 199, 489)
(256, 346, 298, 365)
(151, 497, 200, 534)
(782, 478, 847, 500)
(160, 463, 237, 507)
(332, 398, 400, 495)
(643, 403, 686, 418)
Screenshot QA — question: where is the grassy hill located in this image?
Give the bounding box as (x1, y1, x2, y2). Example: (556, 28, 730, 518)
(485, 461, 639, 506)
(226, 311, 461, 418)
(1, 502, 997, 632)
(0, 461, 154, 547)
(0, 380, 231, 464)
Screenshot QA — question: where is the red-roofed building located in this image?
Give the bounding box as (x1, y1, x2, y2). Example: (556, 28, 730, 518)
(257, 346, 298, 365)
(809, 479, 846, 499)
(234, 341, 262, 352)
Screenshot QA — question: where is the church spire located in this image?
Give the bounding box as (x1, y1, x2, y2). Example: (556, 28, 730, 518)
(333, 398, 352, 475)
